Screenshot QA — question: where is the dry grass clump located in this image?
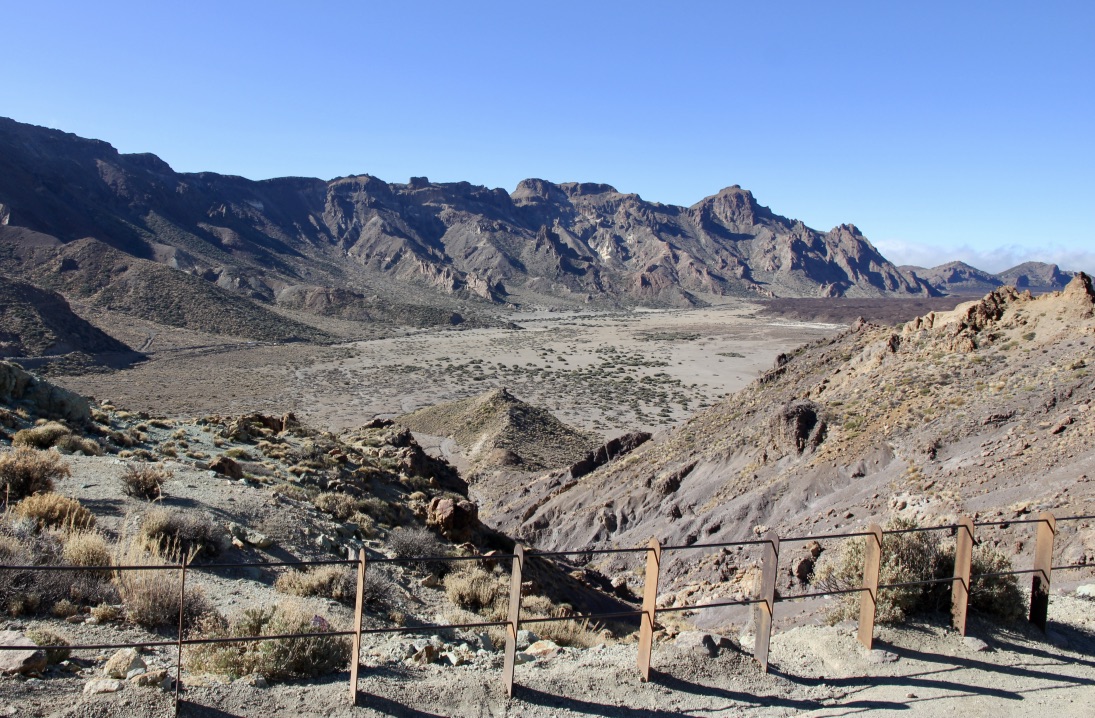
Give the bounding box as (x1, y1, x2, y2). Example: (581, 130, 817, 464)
(12, 421, 72, 449)
(389, 526, 449, 576)
(114, 537, 212, 629)
(140, 508, 220, 559)
(120, 463, 171, 500)
(62, 531, 112, 574)
(813, 517, 1024, 624)
(271, 483, 311, 502)
(444, 564, 507, 615)
(50, 598, 80, 618)
(357, 496, 396, 524)
(0, 447, 70, 503)
(15, 492, 95, 531)
(312, 492, 357, 520)
(26, 627, 71, 664)
(91, 603, 121, 622)
(0, 515, 114, 615)
(55, 434, 103, 456)
(275, 566, 356, 604)
(186, 603, 348, 680)
(522, 597, 602, 648)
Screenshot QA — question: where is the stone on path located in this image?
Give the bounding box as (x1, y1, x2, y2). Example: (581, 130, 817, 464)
(0, 631, 46, 676)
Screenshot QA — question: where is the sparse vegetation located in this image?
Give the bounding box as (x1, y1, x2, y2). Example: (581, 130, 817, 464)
(187, 603, 348, 680)
(275, 566, 356, 604)
(26, 627, 71, 664)
(114, 536, 213, 629)
(312, 491, 357, 520)
(140, 508, 221, 559)
(12, 421, 73, 449)
(0, 447, 71, 503)
(15, 492, 96, 531)
(389, 526, 449, 576)
(813, 518, 1024, 624)
(120, 463, 171, 500)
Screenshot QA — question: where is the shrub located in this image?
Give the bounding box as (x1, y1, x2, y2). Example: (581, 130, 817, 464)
(51, 598, 79, 618)
(271, 483, 311, 502)
(312, 492, 357, 520)
(389, 526, 450, 576)
(12, 422, 72, 449)
(120, 464, 171, 501)
(0, 515, 112, 615)
(444, 564, 506, 616)
(275, 566, 356, 605)
(114, 537, 213, 629)
(63, 531, 112, 575)
(140, 508, 220, 559)
(186, 603, 349, 680)
(15, 492, 95, 531)
(812, 517, 1025, 624)
(54, 434, 102, 456)
(0, 447, 71, 503)
(91, 603, 121, 622)
(26, 627, 71, 664)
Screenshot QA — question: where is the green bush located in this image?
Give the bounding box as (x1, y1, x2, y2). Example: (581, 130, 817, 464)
(813, 517, 1023, 624)
(186, 604, 348, 680)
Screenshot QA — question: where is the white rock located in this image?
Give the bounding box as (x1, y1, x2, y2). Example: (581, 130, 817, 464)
(866, 649, 899, 664)
(962, 637, 990, 652)
(1075, 584, 1095, 599)
(84, 678, 124, 695)
(0, 631, 46, 676)
(103, 648, 145, 679)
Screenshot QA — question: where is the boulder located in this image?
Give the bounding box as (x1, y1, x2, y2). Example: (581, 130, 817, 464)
(426, 497, 479, 541)
(209, 455, 243, 479)
(227, 522, 273, 549)
(0, 631, 46, 675)
(129, 668, 170, 687)
(1076, 584, 1095, 599)
(103, 648, 145, 679)
(0, 361, 90, 424)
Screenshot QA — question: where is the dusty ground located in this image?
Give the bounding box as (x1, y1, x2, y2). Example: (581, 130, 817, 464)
(54, 302, 842, 439)
(4, 597, 1093, 717)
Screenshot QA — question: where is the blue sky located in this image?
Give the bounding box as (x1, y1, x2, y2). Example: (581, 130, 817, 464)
(3, 1, 1092, 273)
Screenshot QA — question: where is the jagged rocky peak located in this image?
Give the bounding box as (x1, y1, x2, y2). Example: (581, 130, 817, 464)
(511, 178, 569, 205)
(689, 184, 769, 229)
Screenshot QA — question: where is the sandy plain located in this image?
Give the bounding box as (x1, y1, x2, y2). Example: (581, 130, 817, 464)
(56, 302, 844, 438)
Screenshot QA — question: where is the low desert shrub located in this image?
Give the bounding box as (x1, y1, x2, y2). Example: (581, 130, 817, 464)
(140, 508, 220, 559)
(275, 566, 356, 605)
(186, 603, 348, 680)
(356, 496, 396, 524)
(271, 483, 311, 502)
(312, 492, 357, 520)
(26, 627, 71, 664)
(51, 598, 80, 618)
(12, 422, 72, 449)
(444, 564, 506, 616)
(15, 492, 95, 531)
(120, 464, 171, 500)
(91, 603, 121, 622)
(62, 531, 113, 575)
(55, 434, 102, 456)
(0, 447, 71, 503)
(812, 517, 1024, 624)
(0, 515, 112, 615)
(114, 537, 213, 629)
(389, 526, 450, 576)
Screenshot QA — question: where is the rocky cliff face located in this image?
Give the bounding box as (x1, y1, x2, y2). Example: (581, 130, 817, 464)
(0, 117, 935, 321)
(905, 260, 1073, 296)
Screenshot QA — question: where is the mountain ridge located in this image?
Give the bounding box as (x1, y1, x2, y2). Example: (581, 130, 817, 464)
(0, 116, 937, 331)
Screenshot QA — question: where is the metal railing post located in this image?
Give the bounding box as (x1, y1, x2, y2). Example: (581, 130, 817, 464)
(857, 524, 883, 650)
(754, 535, 779, 672)
(952, 516, 974, 635)
(502, 545, 524, 697)
(637, 538, 661, 681)
(349, 548, 367, 705)
(1030, 512, 1056, 632)
(174, 557, 188, 717)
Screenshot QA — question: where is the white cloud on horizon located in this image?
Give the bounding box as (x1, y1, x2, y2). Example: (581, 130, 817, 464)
(873, 240, 1095, 277)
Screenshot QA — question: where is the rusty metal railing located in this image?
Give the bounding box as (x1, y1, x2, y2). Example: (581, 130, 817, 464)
(1, 512, 1092, 713)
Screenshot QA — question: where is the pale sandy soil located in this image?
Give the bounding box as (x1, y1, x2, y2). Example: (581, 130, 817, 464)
(55, 303, 841, 439)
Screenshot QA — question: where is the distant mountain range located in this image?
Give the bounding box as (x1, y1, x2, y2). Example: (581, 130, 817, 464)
(899, 260, 1074, 296)
(0, 116, 1078, 351)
